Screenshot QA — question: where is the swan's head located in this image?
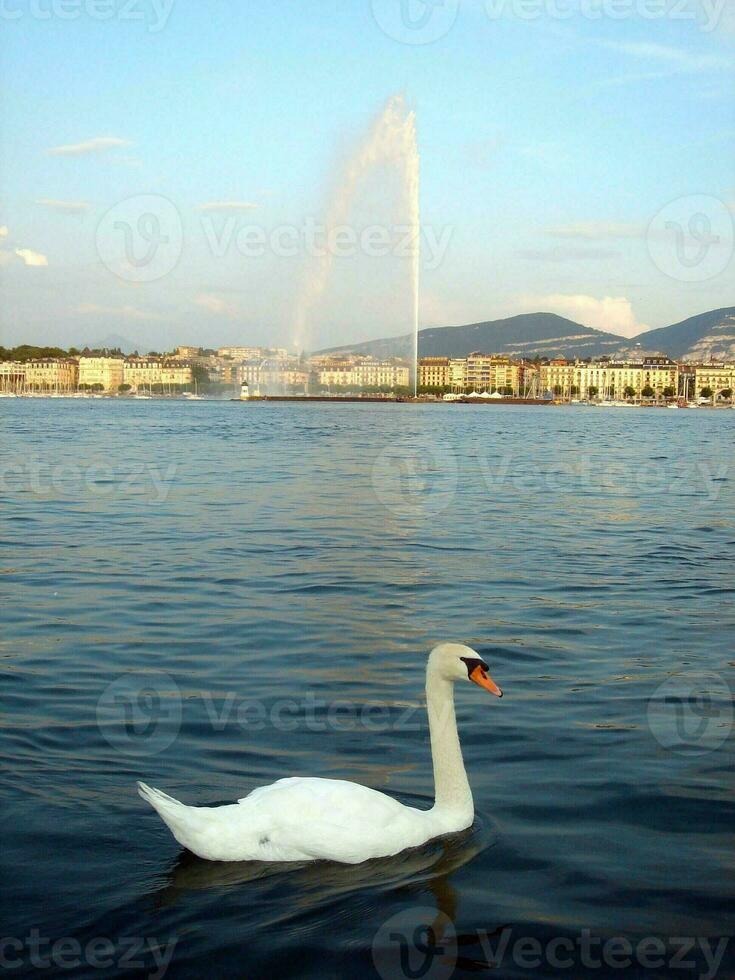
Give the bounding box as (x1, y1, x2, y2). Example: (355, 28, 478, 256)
(428, 643, 503, 697)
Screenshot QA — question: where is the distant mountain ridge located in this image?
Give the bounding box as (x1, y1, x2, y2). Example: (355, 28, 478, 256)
(84, 334, 141, 355)
(634, 307, 735, 361)
(316, 307, 735, 362)
(317, 313, 628, 360)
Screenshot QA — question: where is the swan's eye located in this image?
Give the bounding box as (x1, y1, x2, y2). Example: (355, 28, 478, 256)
(460, 656, 489, 677)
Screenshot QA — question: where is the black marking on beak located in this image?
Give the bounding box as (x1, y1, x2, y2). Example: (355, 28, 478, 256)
(460, 656, 490, 677)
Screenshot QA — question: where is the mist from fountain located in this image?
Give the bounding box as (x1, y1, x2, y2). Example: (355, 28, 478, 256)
(293, 95, 420, 394)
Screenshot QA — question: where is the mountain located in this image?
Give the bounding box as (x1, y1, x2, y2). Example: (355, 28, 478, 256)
(316, 313, 627, 360)
(83, 333, 142, 355)
(633, 307, 735, 361)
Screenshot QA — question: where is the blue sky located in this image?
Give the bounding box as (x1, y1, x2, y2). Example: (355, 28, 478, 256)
(1, 0, 733, 351)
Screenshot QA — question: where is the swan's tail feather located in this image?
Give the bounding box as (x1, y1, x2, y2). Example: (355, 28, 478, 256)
(137, 781, 204, 848)
(137, 781, 182, 810)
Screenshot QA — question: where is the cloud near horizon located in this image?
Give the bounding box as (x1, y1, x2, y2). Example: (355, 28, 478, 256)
(527, 294, 649, 339)
(520, 246, 621, 262)
(546, 221, 645, 240)
(15, 248, 48, 267)
(196, 201, 258, 213)
(194, 293, 239, 318)
(47, 137, 132, 157)
(36, 199, 91, 214)
(75, 303, 167, 322)
(602, 40, 733, 74)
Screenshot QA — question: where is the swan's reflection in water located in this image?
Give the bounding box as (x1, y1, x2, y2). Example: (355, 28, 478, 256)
(152, 819, 500, 972)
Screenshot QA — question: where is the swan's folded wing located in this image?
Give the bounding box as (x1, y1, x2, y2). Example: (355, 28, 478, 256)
(238, 777, 428, 863)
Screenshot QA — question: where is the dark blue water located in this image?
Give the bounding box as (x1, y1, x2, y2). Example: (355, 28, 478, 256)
(1, 400, 733, 979)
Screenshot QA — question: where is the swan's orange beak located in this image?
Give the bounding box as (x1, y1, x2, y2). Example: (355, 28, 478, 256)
(469, 664, 503, 697)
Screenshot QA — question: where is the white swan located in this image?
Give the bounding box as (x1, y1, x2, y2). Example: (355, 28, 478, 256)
(137, 643, 502, 864)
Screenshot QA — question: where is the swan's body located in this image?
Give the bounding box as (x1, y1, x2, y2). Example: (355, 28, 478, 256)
(138, 643, 502, 863)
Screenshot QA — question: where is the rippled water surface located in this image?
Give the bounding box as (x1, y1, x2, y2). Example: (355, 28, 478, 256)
(1, 400, 734, 978)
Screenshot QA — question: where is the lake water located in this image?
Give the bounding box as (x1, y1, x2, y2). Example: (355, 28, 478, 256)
(1, 399, 733, 979)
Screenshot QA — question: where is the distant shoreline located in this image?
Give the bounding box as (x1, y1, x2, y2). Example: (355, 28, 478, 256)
(2, 393, 731, 410)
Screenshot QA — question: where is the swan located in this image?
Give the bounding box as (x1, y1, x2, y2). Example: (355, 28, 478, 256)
(137, 643, 502, 863)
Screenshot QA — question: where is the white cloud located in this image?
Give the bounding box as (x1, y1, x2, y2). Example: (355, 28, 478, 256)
(520, 246, 621, 262)
(36, 199, 91, 214)
(15, 248, 48, 267)
(527, 294, 649, 339)
(75, 303, 166, 322)
(603, 40, 732, 74)
(47, 136, 132, 157)
(546, 221, 645, 240)
(194, 293, 239, 317)
(597, 70, 673, 89)
(196, 201, 258, 212)
(0, 226, 8, 238)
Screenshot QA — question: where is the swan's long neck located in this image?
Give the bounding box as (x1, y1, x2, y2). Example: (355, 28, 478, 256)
(426, 667, 473, 820)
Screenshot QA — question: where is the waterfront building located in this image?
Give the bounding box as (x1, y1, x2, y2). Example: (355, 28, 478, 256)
(577, 358, 678, 399)
(317, 359, 410, 390)
(24, 358, 79, 393)
(78, 356, 125, 392)
(356, 361, 409, 388)
(236, 361, 309, 392)
(419, 357, 481, 392)
(465, 353, 521, 393)
(419, 357, 451, 389)
(540, 357, 679, 399)
(123, 358, 193, 391)
(694, 364, 735, 399)
(313, 359, 357, 387)
(449, 358, 468, 390)
(0, 361, 26, 393)
(539, 359, 578, 396)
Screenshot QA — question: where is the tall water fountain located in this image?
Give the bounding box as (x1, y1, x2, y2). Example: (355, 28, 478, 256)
(293, 95, 420, 395)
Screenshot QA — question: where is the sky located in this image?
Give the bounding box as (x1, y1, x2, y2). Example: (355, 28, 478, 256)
(1, 0, 733, 352)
